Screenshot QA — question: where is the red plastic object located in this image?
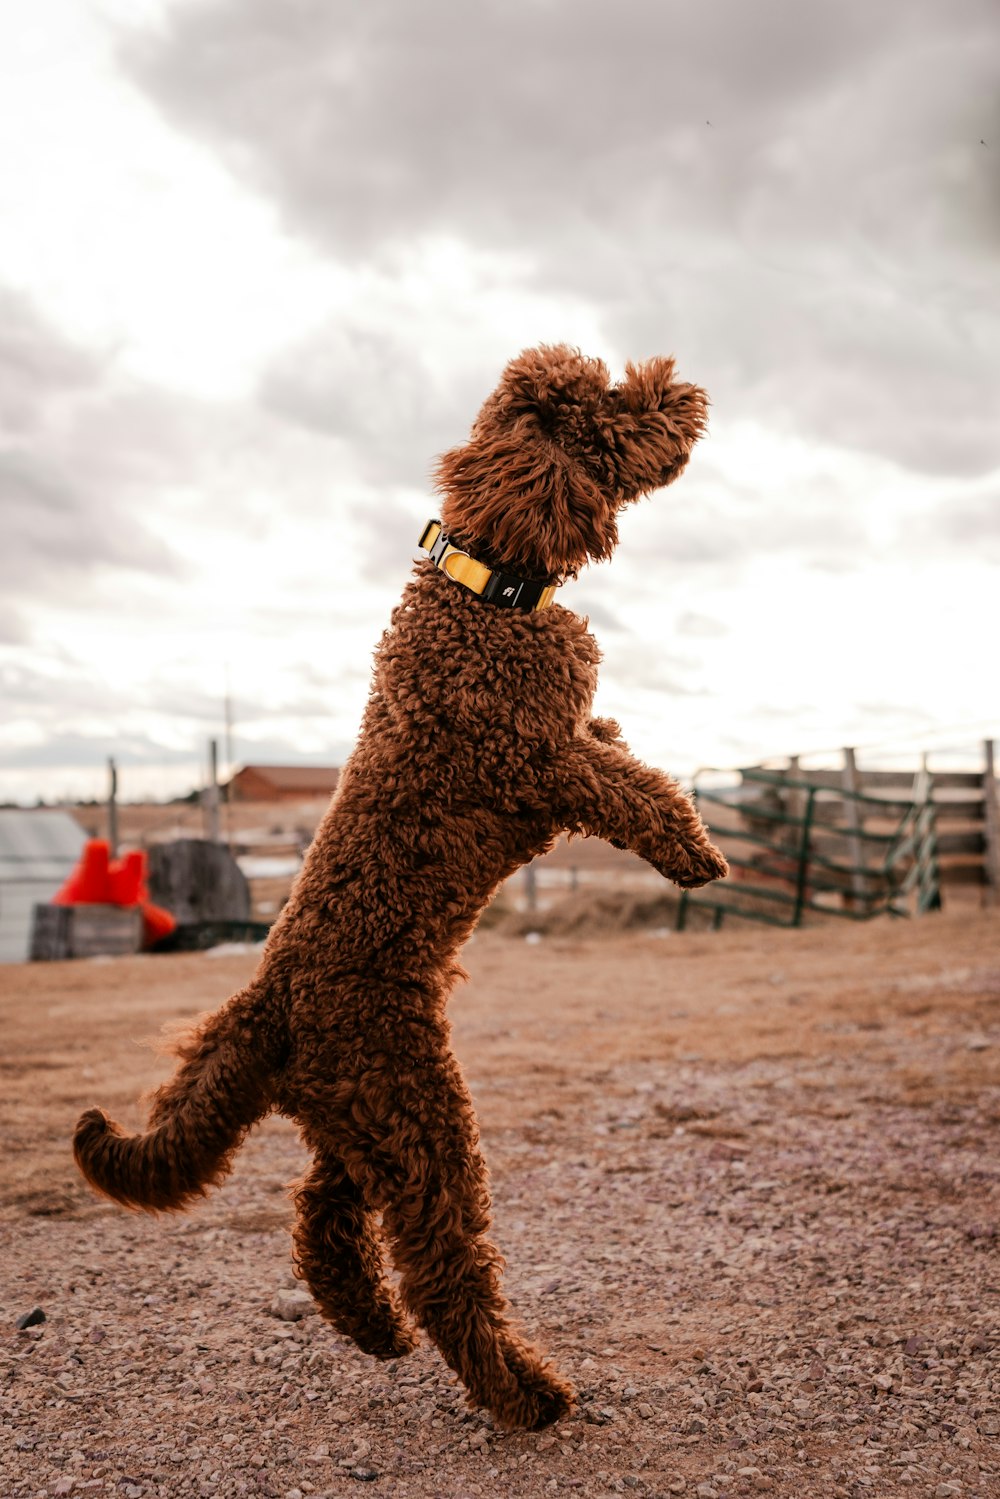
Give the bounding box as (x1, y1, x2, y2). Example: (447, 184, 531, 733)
(53, 838, 177, 947)
(107, 849, 145, 906)
(53, 839, 110, 905)
(142, 902, 177, 946)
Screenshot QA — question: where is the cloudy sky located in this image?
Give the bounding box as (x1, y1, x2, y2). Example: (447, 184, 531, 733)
(2, 0, 998, 803)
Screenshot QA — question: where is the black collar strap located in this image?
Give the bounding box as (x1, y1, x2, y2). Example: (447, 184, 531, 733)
(418, 520, 558, 612)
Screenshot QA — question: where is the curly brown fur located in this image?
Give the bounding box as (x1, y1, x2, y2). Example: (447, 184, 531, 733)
(74, 345, 727, 1431)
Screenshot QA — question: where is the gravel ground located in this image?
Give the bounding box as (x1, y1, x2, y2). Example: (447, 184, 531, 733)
(2, 910, 999, 1498)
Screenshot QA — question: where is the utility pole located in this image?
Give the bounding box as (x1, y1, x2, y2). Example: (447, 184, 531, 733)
(223, 663, 234, 786)
(107, 757, 119, 857)
(223, 666, 234, 850)
(202, 738, 221, 844)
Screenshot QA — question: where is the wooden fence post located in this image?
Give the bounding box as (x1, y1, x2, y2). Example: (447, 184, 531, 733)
(984, 739, 1000, 906)
(523, 860, 538, 914)
(786, 754, 805, 829)
(791, 787, 816, 927)
(842, 747, 867, 909)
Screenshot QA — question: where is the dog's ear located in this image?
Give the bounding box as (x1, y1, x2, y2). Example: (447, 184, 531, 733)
(436, 428, 617, 579)
(435, 345, 621, 577)
(603, 356, 709, 503)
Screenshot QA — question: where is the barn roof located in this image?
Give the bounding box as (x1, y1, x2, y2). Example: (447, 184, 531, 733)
(229, 765, 341, 792)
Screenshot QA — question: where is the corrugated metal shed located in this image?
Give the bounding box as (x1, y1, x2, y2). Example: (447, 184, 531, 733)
(0, 810, 86, 963)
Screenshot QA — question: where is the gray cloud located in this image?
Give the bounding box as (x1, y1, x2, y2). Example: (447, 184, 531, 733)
(923, 486, 1000, 559)
(2, 657, 221, 729)
(0, 290, 101, 434)
(122, 0, 987, 260)
(0, 606, 25, 646)
(0, 290, 192, 614)
(0, 447, 179, 592)
(602, 639, 709, 699)
(220, 735, 356, 771)
(612, 462, 875, 577)
(260, 323, 465, 487)
(0, 730, 199, 772)
(572, 597, 626, 634)
(677, 611, 729, 639)
(0, 652, 361, 773)
(121, 0, 1000, 477)
(353, 495, 430, 586)
(0, 731, 354, 775)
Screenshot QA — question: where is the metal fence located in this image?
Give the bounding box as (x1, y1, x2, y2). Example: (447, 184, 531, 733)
(677, 764, 941, 930)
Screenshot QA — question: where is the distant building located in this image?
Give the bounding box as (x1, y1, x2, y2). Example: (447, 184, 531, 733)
(0, 809, 86, 963)
(226, 765, 341, 803)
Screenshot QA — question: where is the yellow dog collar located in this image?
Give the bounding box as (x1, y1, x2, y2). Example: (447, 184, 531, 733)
(418, 520, 558, 612)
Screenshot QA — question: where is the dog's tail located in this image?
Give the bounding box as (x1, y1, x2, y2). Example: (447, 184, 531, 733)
(73, 980, 283, 1212)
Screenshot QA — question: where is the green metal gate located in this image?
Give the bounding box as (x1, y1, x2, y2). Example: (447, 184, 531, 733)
(677, 766, 940, 930)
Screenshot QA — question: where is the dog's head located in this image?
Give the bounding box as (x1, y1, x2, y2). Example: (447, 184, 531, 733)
(434, 344, 708, 580)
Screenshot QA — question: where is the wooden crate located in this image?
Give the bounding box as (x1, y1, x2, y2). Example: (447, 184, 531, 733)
(30, 903, 143, 961)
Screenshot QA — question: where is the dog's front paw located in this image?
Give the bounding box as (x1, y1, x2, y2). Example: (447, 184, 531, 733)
(637, 834, 729, 888)
(673, 842, 729, 889)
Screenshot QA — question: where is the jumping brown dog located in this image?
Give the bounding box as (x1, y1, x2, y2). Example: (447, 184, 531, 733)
(74, 344, 729, 1431)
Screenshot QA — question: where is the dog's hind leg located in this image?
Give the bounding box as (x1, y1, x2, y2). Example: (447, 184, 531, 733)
(292, 1150, 416, 1360)
(342, 1047, 574, 1430)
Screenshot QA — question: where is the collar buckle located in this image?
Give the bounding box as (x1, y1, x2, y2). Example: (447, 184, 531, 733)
(425, 523, 453, 569)
(417, 519, 558, 612)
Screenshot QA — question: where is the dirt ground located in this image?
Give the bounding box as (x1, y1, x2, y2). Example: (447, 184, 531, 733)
(1, 908, 998, 1499)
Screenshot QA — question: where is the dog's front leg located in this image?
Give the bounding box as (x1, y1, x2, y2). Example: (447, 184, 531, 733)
(554, 733, 729, 889)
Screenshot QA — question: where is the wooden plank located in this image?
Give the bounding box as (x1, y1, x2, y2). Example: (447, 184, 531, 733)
(29, 904, 72, 961)
(67, 904, 142, 958)
(932, 803, 986, 824)
(938, 864, 986, 886)
(29, 903, 142, 960)
(923, 771, 986, 790)
(935, 831, 986, 857)
(759, 768, 984, 792)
